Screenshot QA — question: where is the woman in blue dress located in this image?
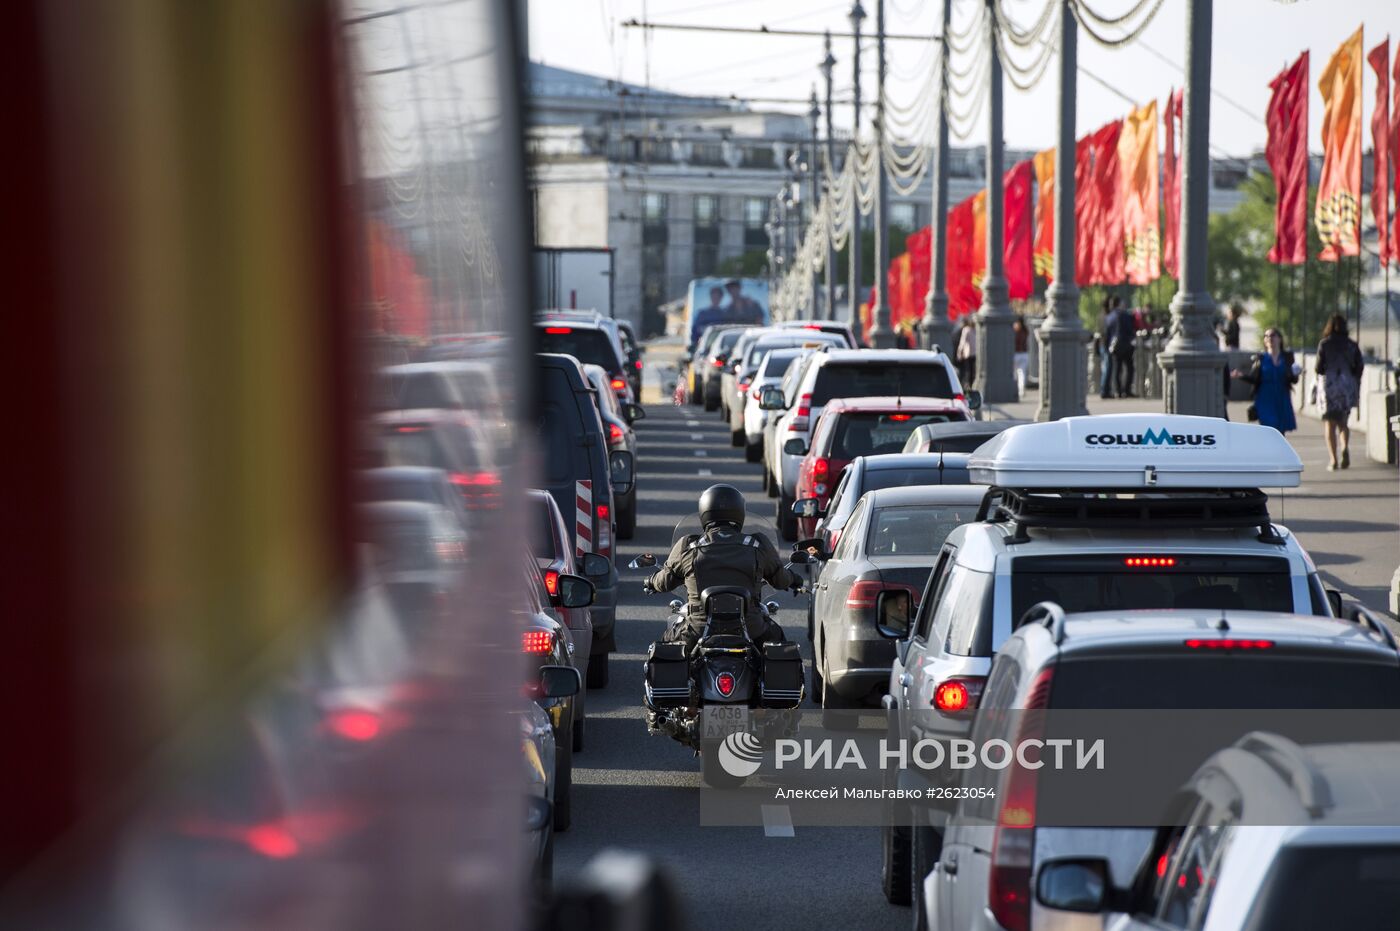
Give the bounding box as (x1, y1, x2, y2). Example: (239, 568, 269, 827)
(1231, 328, 1298, 435)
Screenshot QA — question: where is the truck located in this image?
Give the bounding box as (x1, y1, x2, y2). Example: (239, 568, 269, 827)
(534, 247, 614, 318)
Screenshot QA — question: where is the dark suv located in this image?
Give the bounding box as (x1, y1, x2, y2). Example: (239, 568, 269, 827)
(536, 353, 635, 688)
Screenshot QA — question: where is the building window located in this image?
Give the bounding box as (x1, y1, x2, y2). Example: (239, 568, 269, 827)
(743, 196, 769, 250)
(695, 194, 719, 228)
(643, 192, 667, 223)
(694, 195, 720, 277)
(891, 202, 917, 231)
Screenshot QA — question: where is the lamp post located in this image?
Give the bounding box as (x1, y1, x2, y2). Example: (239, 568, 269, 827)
(847, 1, 866, 333)
(808, 89, 823, 319)
(867, 0, 896, 348)
(820, 34, 839, 321)
(973, 0, 1016, 402)
(919, 0, 952, 352)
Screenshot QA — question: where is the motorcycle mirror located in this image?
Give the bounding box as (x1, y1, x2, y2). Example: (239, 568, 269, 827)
(787, 549, 811, 565)
(628, 554, 658, 569)
(794, 537, 829, 561)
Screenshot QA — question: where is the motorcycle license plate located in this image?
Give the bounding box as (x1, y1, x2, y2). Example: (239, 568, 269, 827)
(702, 705, 749, 738)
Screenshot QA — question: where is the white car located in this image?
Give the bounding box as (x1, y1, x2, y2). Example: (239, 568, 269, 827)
(742, 347, 806, 462)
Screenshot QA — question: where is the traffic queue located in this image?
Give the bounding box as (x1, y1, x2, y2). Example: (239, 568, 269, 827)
(684, 319, 1400, 931)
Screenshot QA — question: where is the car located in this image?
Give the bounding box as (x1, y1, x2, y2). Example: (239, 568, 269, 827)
(788, 396, 971, 540)
(538, 309, 643, 401)
(1035, 732, 1400, 930)
(358, 466, 474, 535)
(521, 700, 558, 888)
(536, 353, 634, 688)
(924, 606, 1400, 931)
(356, 500, 470, 622)
(535, 317, 634, 406)
(699, 326, 753, 411)
(371, 411, 500, 510)
(760, 349, 824, 498)
(806, 485, 985, 720)
(900, 418, 1029, 454)
(376, 361, 469, 412)
(723, 330, 846, 446)
(742, 348, 805, 463)
(685, 323, 743, 403)
(868, 415, 1338, 920)
(758, 348, 973, 541)
(580, 363, 644, 538)
(773, 318, 861, 348)
(804, 452, 974, 556)
(528, 488, 604, 749)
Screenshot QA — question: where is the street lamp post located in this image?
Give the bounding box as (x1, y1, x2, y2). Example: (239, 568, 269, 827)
(919, 0, 953, 353)
(808, 89, 823, 320)
(821, 34, 839, 322)
(1035, 0, 1089, 421)
(848, 1, 866, 333)
(1159, 0, 1225, 416)
(974, 0, 1016, 402)
(867, 0, 896, 348)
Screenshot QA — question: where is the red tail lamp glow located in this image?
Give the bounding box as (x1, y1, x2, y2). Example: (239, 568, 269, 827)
(326, 709, 383, 742)
(523, 630, 555, 654)
(1124, 556, 1178, 568)
(888, 413, 912, 421)
(610, 377, 626, 391)
(544, 326, 572, 334)
(1185, 639, 1274, 650)
(608, 423, 624, 444)
(543, 569, 560, 597)
(715, 672, 736, 696)
(245, 825, 299, 859)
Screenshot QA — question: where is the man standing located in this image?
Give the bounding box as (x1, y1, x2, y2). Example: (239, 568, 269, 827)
(1107, 296, 1137, 398)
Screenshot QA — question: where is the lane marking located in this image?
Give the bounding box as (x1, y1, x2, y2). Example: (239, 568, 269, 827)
(691, 433, 705, 441)
(698, 469, 713, 477)
(761, 804, 795, 838)
(686, 420, 700, 427)
(694, 449, 708, 457)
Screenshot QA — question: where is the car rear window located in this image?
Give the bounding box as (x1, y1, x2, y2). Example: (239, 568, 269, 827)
(538, 367, 585, 483)
(1243, 845, 1400, 930)
(830, 412, 966, 458)
(759, 351, 802, 379)
(867, 504, 980, 556)
(538, 328, 622, 374)
(530, 499, 558, 557)
(810, 362, 955, 407)
(921, 432, 1003, 454)
(380, 426, 478, 474)
(863, 467, 945, 493)
(1011, 555, 1295, 620)
(1050, 655, 1400, 709)
(712, 329, 745, 356)
(383, 371, 462, 411)
(747, 337, 838, 369)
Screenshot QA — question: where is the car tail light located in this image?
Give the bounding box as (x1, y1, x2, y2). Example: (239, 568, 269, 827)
(395, 425, 426, 433)
(245, 824, 300, 859)
(635, 359, 643, 370)
(716, 672, 736, 697)
(812, 457, 830, 477)
(1124, 556, 1177, 567)
(325, 709, 383, 742)
(988, 667, 1054, 931)
(933, 676, 986, 714)
(596, 503, 611, 559)
(888, 413, 912, 421)
(711, 357, 724, 368)
(1185, 638, 1274, 650)
(610, 377, 626, 391)
(433, 538, 466, 562)
(544, 326, 572, 334)
(608, 422, 624, 445)
(739, 379, 751, 391)
(543, 569, 560, 597)
(845, 580, 919, 612)
(451, 471, 502, 508)
(788, 393, 812, 433)
(523, 630, 555, 654)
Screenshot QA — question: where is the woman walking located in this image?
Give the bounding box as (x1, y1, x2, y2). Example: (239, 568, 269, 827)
(1314, 312, 1364, 470)
(1232, 328, 1299, 435)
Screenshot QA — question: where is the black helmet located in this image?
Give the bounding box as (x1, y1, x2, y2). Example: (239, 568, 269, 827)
(699, 484, 746, 530)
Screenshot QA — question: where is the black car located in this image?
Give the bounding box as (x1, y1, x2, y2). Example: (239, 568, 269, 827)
(803, 452, 974, 557)
(358, 466, 473, 533)
(536, 353, 634, 688)
(535, 318, 634, 406)
(899, 418, 1028, 454)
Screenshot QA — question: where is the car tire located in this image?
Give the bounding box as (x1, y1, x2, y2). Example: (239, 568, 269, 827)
(538, 816, 554, 888)
(704, 390, 719, 412)
(777, 492, 797, 542)
(572, 712, 585, 753)
(617, 492, 637, 540)
(554, 726, 573, 832)
(882, 823, 912, 906)
(766, 469, 778, 497)
(910, 823, 942, 931)
(744, 438, 762, 463)
(730, 427, 743, 447)
(819, 640, 857, 729)
(586, 652, 610, 689)
(690, 375, 702, 405)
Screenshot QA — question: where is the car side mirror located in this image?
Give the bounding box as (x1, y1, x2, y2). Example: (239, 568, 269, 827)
(1325, 588, 1344, 617)
(792, 497, 824, 519)
(759, 386, 786, 411)
(557, 573, 595, 609)
(787, 549, 812, 565)
(628, 554, 658, 569)
(609, 449, 634, 492)
(875, 590, 912, 639)
(624, 403, 646, 422)
(794, 537, 829, 561)
(965, 389, 983, 411)
(538, 664, 582, 700)
(783, 437, 808, 456)
(1035, 858, 1110, 915)
(581, 552, 611, 577)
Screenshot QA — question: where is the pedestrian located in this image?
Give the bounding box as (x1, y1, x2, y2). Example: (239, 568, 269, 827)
(1098, 297, 1115, 399)
(1011, 316, 1029, 399)
(956, 317, 977, 387)
(1314, 312, 1364, 470)
(1231, 328, 1299, 434)
(1105, 296, 1136, 398)
(1220, 303, 1245, 402)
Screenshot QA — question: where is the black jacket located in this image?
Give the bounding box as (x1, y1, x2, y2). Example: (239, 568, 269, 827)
(649, 526, 798, 633)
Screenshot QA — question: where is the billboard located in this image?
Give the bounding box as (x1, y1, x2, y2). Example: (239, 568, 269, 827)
(685, 277, 770, 348)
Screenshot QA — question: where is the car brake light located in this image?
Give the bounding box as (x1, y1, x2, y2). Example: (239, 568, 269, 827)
(988, 666, 1053, 931)
(597, 504, 609, 521)
(543, 569, 560, 597)
(326, 709, 382, 742)
(934, 676, 986, 714)
(796, 393, 812, 418)
(395, 425, 426, 433)
(712, 358, 724, 368)
(634, 359, 643, 370)
(451, 471, 500, 488)
(610, 377, 626, 391)
(245, 824, 299, 859)
(953, 393, 966, 403)
(888, 413, 912, 421)
(523, 630, 555, 654)
(739, 379, 751, 391)
(544, 326, 572, 334)
(596, 503, 611, 559)
(1184, 639, 1274, 650)
(608, 423, 624, 445)
(433, 538, 466, 562)
(812, 457, 830, 477)
(716, 672, 736, 696)
(845, 580, 919, 610)
(1124, 556, 1177, 567)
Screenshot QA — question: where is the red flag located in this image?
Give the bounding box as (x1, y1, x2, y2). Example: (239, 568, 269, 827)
(946, 196, 977, 318)
(1392, 45, 1400, 263)
(1074, 133, 1096, 284)
(1004, 160, 1035, 299)
(1032, 149, 1055, 278)
(1266, 52, 1309, 265)
(1316, 27, 1364, 261)
(906, 225, 932, 316)
(1091, 120, 1125, 284)
(1370, 40, 1391, 264)
(1162, 89, 1184, 278)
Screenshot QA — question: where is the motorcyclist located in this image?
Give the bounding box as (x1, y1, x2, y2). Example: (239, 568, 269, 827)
(645, 484, 801, 650)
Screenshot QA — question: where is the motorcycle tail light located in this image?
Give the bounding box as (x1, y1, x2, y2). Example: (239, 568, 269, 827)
(716, 672, 736, 697)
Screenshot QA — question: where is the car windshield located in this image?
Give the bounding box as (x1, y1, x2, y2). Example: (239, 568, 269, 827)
(712, 329, 745, 356)
(382, 371, 462, 411)
(537, 327, 621, 374)
(1243, 844, 1400, 930)
(831, 412, 964, 458)
(1011, 555, 1295, 619)
(811, 363, 955, 407)
(866, 504, 979, 556)
(746, 337, 837, 369)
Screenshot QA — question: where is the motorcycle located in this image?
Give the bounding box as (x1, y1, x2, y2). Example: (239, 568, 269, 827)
(627, 514, 811, 787)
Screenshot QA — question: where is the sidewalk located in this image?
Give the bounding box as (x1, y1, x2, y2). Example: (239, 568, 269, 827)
(984, 391, 1400, 621)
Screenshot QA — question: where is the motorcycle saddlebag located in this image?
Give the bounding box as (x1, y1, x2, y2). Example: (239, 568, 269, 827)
(645, 641, 690, 709)
(760, 641, 804, 708)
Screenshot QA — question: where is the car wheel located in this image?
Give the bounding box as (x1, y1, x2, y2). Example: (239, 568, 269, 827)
(777, 493, 797, 542)
(730, 427, 743, 447)
(765, 469, 778, 498)
(910, 823, 942, 930)
(554, 726, 573, 832)
(703, 390, 719, 412)
(882, 823, 912, 905)
(617, 492, 637, 540)
(744, 438, 762, 462)
(586, 652, 610, 689)
(819, 641, 856, 729)
(690, 375, 702, 405)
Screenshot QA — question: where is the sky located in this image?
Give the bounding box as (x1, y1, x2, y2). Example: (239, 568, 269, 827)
(528, 0, 1399, 157)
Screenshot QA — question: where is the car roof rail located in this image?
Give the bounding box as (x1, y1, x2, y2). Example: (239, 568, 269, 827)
(1234, 731, 1333, 817)
(1347, 604, 1399, 651)
(1019, 601, 1066, 644)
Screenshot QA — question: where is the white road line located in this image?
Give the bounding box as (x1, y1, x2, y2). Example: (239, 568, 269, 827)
(686, 420, 700, 427)
(694, 449, 708, 457)
(691, 433, 705, 441)
(698, 469, 713, 477)
(761, 804, 795, 838)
